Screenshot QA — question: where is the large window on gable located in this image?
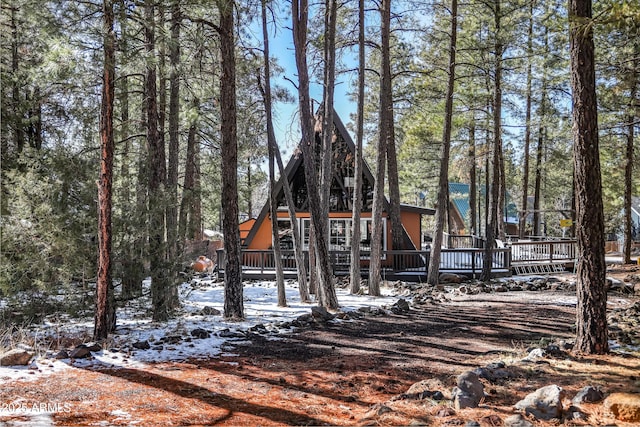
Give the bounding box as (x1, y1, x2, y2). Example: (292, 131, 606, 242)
(301, 218, 386, 252)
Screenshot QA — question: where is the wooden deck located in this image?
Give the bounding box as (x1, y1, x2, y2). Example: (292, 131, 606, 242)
(216, 240, 577, 282)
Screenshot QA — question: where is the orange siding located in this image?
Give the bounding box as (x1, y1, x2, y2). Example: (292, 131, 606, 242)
(249, 211, 422, 251)
(400, 211, 421, 249)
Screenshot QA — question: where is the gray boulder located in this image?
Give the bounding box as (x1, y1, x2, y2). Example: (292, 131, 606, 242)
(572, 385, 605, 404)
(514, 384, 565, 420)
(69, 345, 92, 359)
(452, 371, 484, 409)
(311, 306, 335, 322)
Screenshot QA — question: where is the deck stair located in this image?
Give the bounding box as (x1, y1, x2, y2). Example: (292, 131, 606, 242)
(512, 262, 568, 276)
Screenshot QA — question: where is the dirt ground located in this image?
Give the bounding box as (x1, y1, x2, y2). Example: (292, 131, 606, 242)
(1, 267, 639, 426)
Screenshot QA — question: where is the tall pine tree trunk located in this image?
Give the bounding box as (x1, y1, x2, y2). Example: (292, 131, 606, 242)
(217, 0, 244, 320)
(145, 0, 172, 322)
(369, 0, 393, 296)
(468, 120, 477, 237)
(383, 1, 403, 253)
(167, 0, 181, 264)
(569, 0, 608, 355)
(261, 0, 286, 307)
(292, 0, 337, 309)
(623, 51, 637, 264)
(317, 0, 339, 309)
(482, 0, 502, 281)
(179, 100, 200, 242)
(350, 0, 365, 294)
(95, 0, 116, 340)
(520, 1, 534, 239)
(427, 0, 457, 286)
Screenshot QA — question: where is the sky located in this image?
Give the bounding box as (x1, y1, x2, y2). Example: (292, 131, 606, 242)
(256, 6, 359, 157)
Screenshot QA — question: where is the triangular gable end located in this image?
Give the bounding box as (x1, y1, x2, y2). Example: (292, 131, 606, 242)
(243, 110, 422, 249)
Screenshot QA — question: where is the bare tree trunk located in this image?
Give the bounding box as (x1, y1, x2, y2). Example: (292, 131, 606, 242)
(317, 0, 339, 309)
(261, 0, 286, 307)
(369, 0, 393, 296)
(118, 4, 144, 300)
(520, 1, 534, 239)
(533, 92, 546, 237)
(145, 0, 172, 322)
(482, 0, 502, 280)
(383, 1, 402, 253)
(468, 120, 477, 236)
(217, 0, 244, 320)
(95, 0, 116, 340)
(179, 101, 200, 242)
(497, 139, 506, 240)
(427, 0, 457, 286)
(493, 0, 505, 241)
(570, 0, 608, 355)
(623, 52, 637, 264)
(292, 0, 337, 309)
(167, 0, 181, 263)
(533, 21, 550, 238)
(350, 0, 365, 294)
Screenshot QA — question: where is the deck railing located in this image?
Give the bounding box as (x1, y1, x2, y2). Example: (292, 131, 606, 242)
(509, 239, 577, 264)
(218, 247, 512, 279)
(443, 234, 485, 249)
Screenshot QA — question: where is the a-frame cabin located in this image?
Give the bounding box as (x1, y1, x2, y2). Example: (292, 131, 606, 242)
(243, 112, 435, 259)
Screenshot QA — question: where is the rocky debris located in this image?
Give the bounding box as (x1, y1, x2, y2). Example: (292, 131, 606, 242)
(503, 414, 534, 427)
(132, 340, 151, 350)
(311, 306, 335, 322)
(439, 273, 465, 284)
(608, 301, 640, 346)
(607, 277, 636, 293)
(604, 392, 640, 423)
(514, 384, 565, 420)
(565, 405, 588, 422)
(473, 361, 518, 382)
(190, 328, 210, 339)
(356, 306, 387, 316)
(452, 371, 484, 409)
(69, 345, 93, 359)
(200, 306, 221, 316)
(54, 350, 69, 359)
(218, 329, 246, 338)
(572, 385, 605, 404)
(0, 348, 34, 366)
(406, 378, 448, 397)
(390, 298, 410, 314)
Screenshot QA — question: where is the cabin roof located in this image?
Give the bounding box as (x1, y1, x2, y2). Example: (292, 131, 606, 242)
(243, 110, 435, 248)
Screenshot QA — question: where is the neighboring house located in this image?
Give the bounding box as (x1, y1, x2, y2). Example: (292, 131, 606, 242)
(448, 182, 519, 236)
(243, 112, 435, 255)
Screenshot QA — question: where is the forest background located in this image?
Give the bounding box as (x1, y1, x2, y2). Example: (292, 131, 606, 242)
(0, 0, 638, 330)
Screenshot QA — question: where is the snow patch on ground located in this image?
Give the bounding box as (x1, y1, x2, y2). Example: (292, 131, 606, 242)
(0, 279, 400, 384)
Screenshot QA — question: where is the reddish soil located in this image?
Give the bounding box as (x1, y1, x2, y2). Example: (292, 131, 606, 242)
(1, 272, 639, 426)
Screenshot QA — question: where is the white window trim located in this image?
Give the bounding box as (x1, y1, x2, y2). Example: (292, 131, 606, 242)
(301, 218, 387, 253)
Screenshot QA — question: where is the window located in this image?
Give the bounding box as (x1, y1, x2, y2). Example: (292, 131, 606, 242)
(300, 218, 386, 252)
(276, 220, 293, 250)
(329, 219, 350, 250)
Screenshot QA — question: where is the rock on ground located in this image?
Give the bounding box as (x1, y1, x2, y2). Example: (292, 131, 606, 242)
(514, 384, 565, 420)
(0, 348, 34, 366)
(452, 371, 484, 409)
